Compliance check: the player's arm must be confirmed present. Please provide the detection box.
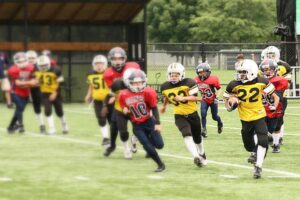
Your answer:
[152,106,161,132]
[84,84,93,103]
[160,96,168,114]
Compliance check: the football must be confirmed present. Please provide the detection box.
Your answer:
[227,96,240,111]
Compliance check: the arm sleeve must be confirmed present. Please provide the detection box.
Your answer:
[151,106,160,125]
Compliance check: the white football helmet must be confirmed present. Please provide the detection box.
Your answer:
[13,52,28,68]
[260,48,267,61]
[167,62,185,84]
[235,59,258,83]
[123,68,147,93]
[26,50,38,64]
[265,46,280,62]
[36,55,51,72]
[92,55,107,73]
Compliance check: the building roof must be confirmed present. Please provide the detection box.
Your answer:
[0,0,148,24]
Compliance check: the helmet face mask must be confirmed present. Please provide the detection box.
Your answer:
[14,52,28,68]
[167,63,185,84]
[235,59,258,83]
[123,69,147,93]
[108,47,127,72]
[37,55,51,72]
[196,62,211,81]
[92,55,107,73]
[259,59,278,79]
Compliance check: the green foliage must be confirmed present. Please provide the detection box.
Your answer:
[148,0,277,42]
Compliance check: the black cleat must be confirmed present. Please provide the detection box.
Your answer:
[194,157,204,167]
[272,145,280,153]
[18,125,25,133]
[247,152,257,165]
[40,125,46,134]
[201,128,207,138]
[253,166,262,179]
[218,123,223,134]
[7,125,18,134]
[154,163,165,172]
[102,138,110,146]
[103,146,115,157]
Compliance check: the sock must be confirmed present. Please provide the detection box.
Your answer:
[279,124,284,138]
[195,141,205,155]
[60,116,67,124]
[36,113,45,126]
[100,125,109,139]
[184,136,199,158]
[47,115,55,131]
[272,133,280,145]
[256,145,266,168]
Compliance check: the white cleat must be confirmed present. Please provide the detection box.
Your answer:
[48,128,56,135]
[62,123,69,134]
[124,149,133,160]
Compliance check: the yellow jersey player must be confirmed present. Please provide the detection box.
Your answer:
[223,59,279,179]
[160,62,206,167]
[35,55,68,135]
[85,55,110,147]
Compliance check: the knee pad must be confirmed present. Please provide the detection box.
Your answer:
[120,131,129,142]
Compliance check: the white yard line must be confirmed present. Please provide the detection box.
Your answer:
[1,127,300,178]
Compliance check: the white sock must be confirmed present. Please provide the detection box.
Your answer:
[195,140,205,155]
[100,125,109,139]
[256,145,266,168]
[131,135,138,144]
[60,116,67,124]
[184,136,199,158]
[36,113,44,126]
[272,133,280,145]
[279,124,284,138]
[47,115,55,131]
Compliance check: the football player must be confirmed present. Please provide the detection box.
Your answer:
[7,52,36,133]
[0,52,12,108]
[223,59,279,179]
[264,46,292,145]
[194,62,223,137]
[260,59,288,153]
[26,50,46,134]
[35,55,68,135]
[102,47,140,159]
[119,69,165,172]
[160,62,206,167]
[85,55,110,147]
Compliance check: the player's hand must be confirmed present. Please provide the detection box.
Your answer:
[108,97,115,104]
[174,95,184,102]
[214,98,219,104]
[84,96,92,104]
[123,107,130,115]
[160,106,166,114]
[49,91,57,101]
[155,124,161,133]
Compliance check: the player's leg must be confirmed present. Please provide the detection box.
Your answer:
[279,97,288,144]
[31,87,45,133]
[210,102,223,134]
[94,100,110,146]
[272,116,283,153]
[175,114,203,167]
[200,101,209,137]
[53,92,68,134]
[42,93,55,135]
[116,111,132,159]
[104,108,118,157]
[8,94,27,133]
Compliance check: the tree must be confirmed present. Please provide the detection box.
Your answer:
[147,0,277,43]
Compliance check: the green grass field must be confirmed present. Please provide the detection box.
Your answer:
[0,100,300,200]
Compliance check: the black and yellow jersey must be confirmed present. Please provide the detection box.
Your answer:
[224,77,275,121]
[35,67,62,94]
[277,60,291,77]
[161,78,197,115]
[87,70,109,101]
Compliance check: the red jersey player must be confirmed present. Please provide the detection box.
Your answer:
[119,68,165,172]
[260,59,288,153]
[194,62,223,137]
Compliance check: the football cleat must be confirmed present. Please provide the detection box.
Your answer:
[272,145,280,153]
[62,123,69,134]
[48,128,56,135]
[154,163,166,172]
[247,152,257,165]
[279,137,283,145]
[7,124,18,134]
[253,166,262,179]
[218,123,223,134]
[124,148,133,160]
[103,146,115,157]
[18,125,25,133]
[199,153,207,166]
[102,138,110,146]
[40,125,46,134]
[201,128,207,138]
[194,156,204,167]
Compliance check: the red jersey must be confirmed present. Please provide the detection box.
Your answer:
[194,75,221,104]
[7,64,34,97]
[103,62,140,88]
[119,87,157,124]
[263,76,288,118]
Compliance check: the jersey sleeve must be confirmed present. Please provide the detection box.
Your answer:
[186,78,197,88]
[223,80,237,98]
[145,88,158,108]
[7,66,19,79]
